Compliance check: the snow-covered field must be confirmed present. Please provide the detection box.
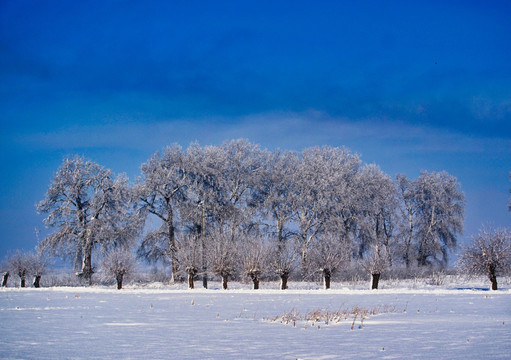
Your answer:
[1,279,510,359]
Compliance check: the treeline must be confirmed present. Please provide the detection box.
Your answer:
[30,139,465,289]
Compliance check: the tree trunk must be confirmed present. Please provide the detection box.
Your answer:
[200,203,208,289]
[371,273,380,290]
[488,268,498,290]
[280,273,288,290]
[116,272,124,290]
[250,273,259,290]
[33,275,42,288]
[187,272,195,289]
[323,269,331,290]
[20,277,26,288]
[81,240,94,285]
[1,272,8,287]
[222,274,228,290]
[167,208,179,283]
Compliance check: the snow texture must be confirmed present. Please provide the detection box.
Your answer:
[1,283,510,359]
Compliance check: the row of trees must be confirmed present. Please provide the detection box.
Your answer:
[32,139,467,289]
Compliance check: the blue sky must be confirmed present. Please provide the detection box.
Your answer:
[1,0,510,260]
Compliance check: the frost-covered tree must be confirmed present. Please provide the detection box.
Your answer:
[27,252,49,288]
[101,248,136,290]
[355,165,398,265]
[7,251,30,287]
[309,233,350,289]
[269,240,299,290]
[1,259,9,287]
[177,234,202,289]
[136,145,189,282]
[37,156,143,284]
[414,171,464,267]
[183,143,222,288]
[395,171,464,268]
[241,235,269,290]
[259,149,298,251]
[360,243,390,290]
[457,227,511,290]
[208,228,239,290]
[395,174,418,268]
[293,146,360,278]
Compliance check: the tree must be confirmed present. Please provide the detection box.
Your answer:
[241,235,269,290]
[355,165,398,265]
[309,233,350,289]
[136,145,189,283]
[177,234,202,289]
[414,171,465,267]
[395,174,418,268]
[395,171,465,268]
[269,240,299,290]
[360,244,391,290]
[259,149,298,252]
[7,251,30,287]
[1,259,9,287]
[208,228,239,290]
[27,252,49,288]
[457,227,511,290]
[293,146,360,279]
[184,142,225,289]
[101,248,136,290]
[37,156,143,285]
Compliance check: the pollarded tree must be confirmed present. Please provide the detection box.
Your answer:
[37,156,143,285]
[457,227,511,290]
[177,233,202,289]
[309,233,351,289]
[27,251,49,288]
[136,145,189,283]
[414,171,465,267]
[184,142,225,289]
[7,250,30,287]
[360,243,390,290]
[269,239,300,290]
[241,235,269,290]
[101,248,136,290]
[208,227,239,290]
[1,259,9,287]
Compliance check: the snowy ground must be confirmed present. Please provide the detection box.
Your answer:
[1,279,510,359]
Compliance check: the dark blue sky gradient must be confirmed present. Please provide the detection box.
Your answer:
[1,1,510,259]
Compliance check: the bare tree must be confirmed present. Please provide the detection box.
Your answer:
[269,240,299,290]
[309,233,351,289]
[177,234,202,289]
[184,142,225,289]
[355,165,398,265]
[28,252,49,288]
[37,156,143,285]
[7,251,30,287]
[457,227,511,290]
[360,243,391,289]
[293,146,360,279]
[414,171,465,267]
[208,228,239,290]
[395,174,418,268]
[101,248,136,290]
[1,259,9,287]
[136,145,189,283]
[241,235,269,290]
[259,149,299,252]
